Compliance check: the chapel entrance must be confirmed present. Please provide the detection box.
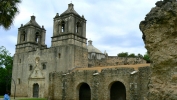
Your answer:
[79,83,91,100]
[33,83,39,98]
[110,81,126,100]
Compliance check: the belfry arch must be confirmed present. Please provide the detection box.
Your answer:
[61,21,65,32]
[77,83,91,100]
[76,22,81,33]
[109,81,126,100]
[35,32,40,43]
[21,31,26,42]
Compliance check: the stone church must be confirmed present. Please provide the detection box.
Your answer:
[11,3,149,100]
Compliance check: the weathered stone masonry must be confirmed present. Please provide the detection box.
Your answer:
[11,3,88,98]
[11,2,149,99]
[140,0,177,99]
[48,66,150,100]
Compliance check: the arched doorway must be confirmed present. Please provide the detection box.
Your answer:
[110,81,126,100]
[79,83,91,100]
[33,83,39,98]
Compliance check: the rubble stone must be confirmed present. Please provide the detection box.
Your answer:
[140,0,177,99]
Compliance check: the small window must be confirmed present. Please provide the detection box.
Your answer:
[19,59,21,63]
[18,78,20,84]
[42,64,46,70]
[58,53,61,58]
[29,65,33,70]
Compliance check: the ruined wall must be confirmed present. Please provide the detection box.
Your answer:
[106,57,146,65]
[140,0,177,99]
[88,57,146,67]
[49,66,150,100]
[138,67,151,100]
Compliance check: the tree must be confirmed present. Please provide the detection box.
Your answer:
[0,0,21,30]
[143,52,150,63]
[117,52,128,57]
[0,46,13,95]
[128,53,136,57]
[137,53,143,58]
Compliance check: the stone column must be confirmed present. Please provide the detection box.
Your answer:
[140,0,177,99]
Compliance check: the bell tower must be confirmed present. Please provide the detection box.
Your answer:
[16,16,47,53]
[52,3,88,71]
[52,3,87,47]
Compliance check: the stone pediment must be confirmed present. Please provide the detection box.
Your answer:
[29,66,44,79]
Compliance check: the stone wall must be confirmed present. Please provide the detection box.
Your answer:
[138,67,151,100]
[74,46,88,68]
[88,56,146,67]
[48,66,150,100]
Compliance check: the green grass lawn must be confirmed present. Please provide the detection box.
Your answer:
[18,98,46,100]
[0,96,47,100]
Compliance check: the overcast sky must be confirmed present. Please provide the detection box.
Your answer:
[0,0,157,56]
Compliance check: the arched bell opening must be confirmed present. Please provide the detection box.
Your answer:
[61,21,65,32]
[20,31,26,42]
[35,32,41,44]
[76,22,81,33]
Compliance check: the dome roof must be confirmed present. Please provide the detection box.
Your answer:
[87,40,102,54]
[60,3,80,17]
[24,16,41,28]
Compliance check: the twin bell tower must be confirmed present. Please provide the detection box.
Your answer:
[15,3,88,72]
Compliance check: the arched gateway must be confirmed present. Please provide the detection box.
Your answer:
[33,83,39,98]
[79,83,91,100]
[110,81,126,100]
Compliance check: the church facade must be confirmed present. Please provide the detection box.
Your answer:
[11,3,149,100]
[12,3,87,97]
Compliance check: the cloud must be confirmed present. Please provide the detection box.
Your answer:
[1,0,158,56]
[0,29,16,55]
